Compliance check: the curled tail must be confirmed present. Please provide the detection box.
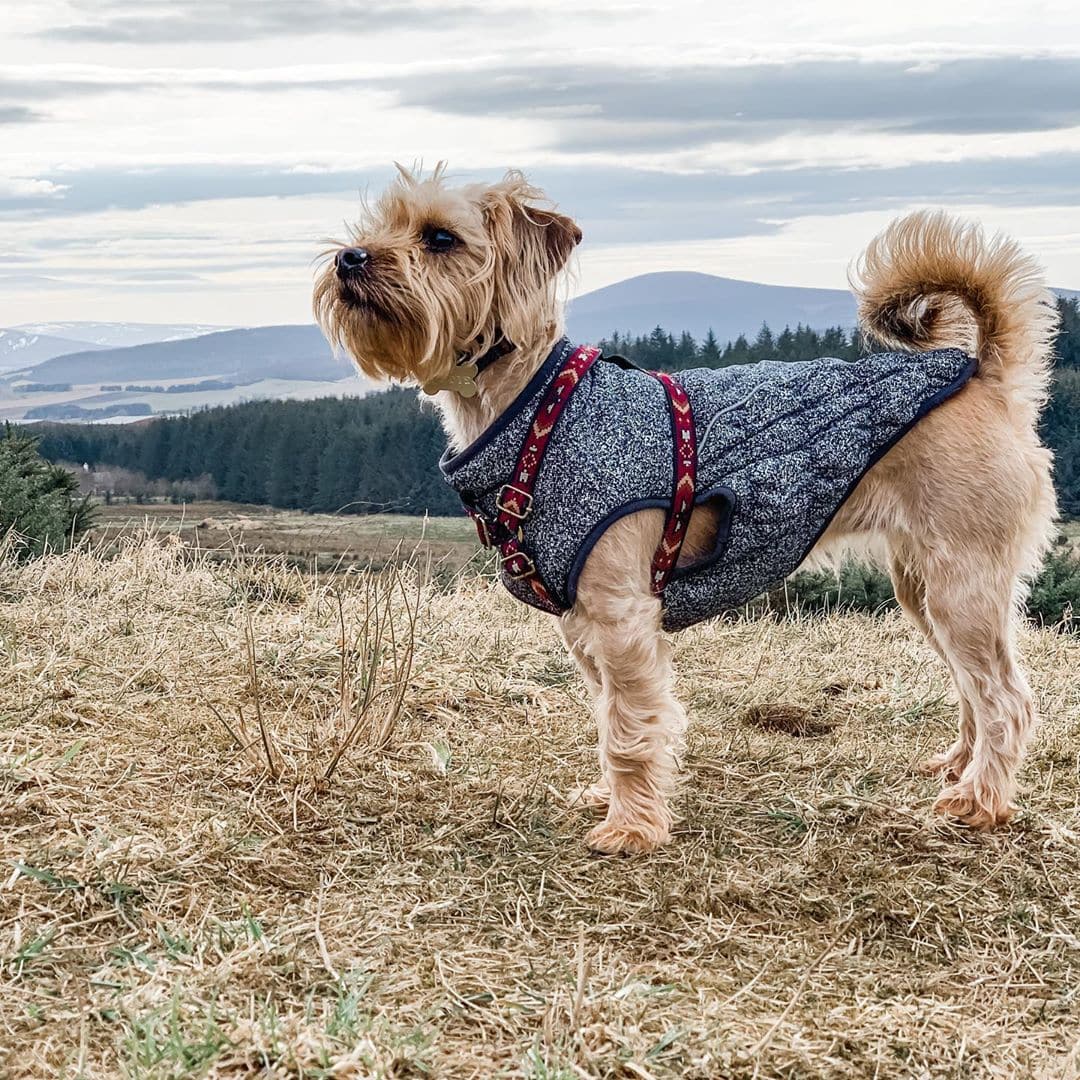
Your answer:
[851,211,1059,421]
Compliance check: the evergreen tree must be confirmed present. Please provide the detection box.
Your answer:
[700,329,721,366]
[1057,297,1080,368]
[644,325,672,369]
[725,334,751,366]
[0,427,94,559]
[674,331,698,369]
[754,324,776,356]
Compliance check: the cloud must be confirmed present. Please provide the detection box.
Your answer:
[0,74,120,101]
[115,269,207,282]
[0,176,67,199]
[6,153,1080,247]
[382,54,1080,151]
[0,105,43,123]
[41,0,504,43]
[0,164,383,215]
[7,52,1079,156]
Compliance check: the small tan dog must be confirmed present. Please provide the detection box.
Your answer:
[315,165,1057,855]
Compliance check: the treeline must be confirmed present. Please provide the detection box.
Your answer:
[30,298,1080,517]
[598,323,860,369]
[34,389,462,516]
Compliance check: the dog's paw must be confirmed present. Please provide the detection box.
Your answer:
[933,783,1015,829]
[918,742,971,782]
[567,780,611,811]
[586,818,669,855]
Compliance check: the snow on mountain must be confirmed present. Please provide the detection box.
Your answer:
[0,329,109,373]
[11,322,235,350]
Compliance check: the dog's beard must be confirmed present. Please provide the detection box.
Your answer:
[336,278,395,321]
[314,257,499,387]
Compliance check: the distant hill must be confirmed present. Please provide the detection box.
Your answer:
[12,321,233,350]
[565,272,858,343]
[564,271,1080,344]
[9,325,352,386]
[0,329,108,373]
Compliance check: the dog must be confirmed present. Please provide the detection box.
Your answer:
[315,164,1058,855]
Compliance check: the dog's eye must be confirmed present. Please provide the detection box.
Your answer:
[422,227,459,253]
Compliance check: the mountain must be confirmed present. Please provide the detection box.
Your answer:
[12,321,233,350]
[0,329,109,373]
[8,325,351,386]
[564,272,1078,345]
[565,272,859,344]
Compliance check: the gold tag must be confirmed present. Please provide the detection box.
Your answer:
[421,361,479,398]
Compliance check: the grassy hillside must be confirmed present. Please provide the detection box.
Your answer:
[2,538,1080,1077]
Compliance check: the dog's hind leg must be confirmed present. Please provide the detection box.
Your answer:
[918,551,1038,828]
[888,547,975,781]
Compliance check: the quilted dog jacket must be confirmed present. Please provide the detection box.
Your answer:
[440,337,977,631]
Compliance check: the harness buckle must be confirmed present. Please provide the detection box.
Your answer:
[496,484,534,521]
[501,550,537,580]
[471,513,493,548]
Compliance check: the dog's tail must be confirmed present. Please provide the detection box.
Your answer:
[851,210,1059,421]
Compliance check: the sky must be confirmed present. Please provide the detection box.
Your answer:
[3,1,1080,327]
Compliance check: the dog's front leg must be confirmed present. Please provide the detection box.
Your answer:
[558,622,613,810]
[561,528,687,853]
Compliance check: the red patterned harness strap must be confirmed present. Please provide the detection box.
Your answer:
[486,345,602,613]
[650,371,697,596]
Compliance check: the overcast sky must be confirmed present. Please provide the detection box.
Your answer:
[4,1,1080,327]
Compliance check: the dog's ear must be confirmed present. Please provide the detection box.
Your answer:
[526,206,583,274]
[482,178,581,272]
[480,174,581,344]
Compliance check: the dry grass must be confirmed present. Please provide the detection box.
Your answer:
[2,536,1080,1078]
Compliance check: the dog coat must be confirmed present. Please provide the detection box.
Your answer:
[440,337,977,631]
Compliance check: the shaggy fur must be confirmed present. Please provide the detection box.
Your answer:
[315,167,1058,855]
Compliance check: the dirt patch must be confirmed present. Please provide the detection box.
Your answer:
[742,702,836,737]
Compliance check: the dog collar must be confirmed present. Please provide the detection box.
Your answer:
[421,336,515,398]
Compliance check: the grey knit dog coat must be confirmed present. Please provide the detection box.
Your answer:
[440,338,977,631]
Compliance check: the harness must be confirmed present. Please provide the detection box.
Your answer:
[462,345,698,612]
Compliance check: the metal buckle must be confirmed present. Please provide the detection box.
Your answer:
[496,484,534,521]
[501,551,536,580]
[471,513,493,547]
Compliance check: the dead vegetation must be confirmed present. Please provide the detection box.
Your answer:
[2,534,1080,1078]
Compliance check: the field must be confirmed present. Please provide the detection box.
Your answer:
[0,376,372,425]
[89,501,482,574]
[3,523,1080,1078]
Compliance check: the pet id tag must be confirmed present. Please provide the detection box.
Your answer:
[422,361,479,398]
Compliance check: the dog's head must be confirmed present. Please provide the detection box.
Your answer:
[314,164,581,388]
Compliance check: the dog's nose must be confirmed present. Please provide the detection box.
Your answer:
[335,247,370,278]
